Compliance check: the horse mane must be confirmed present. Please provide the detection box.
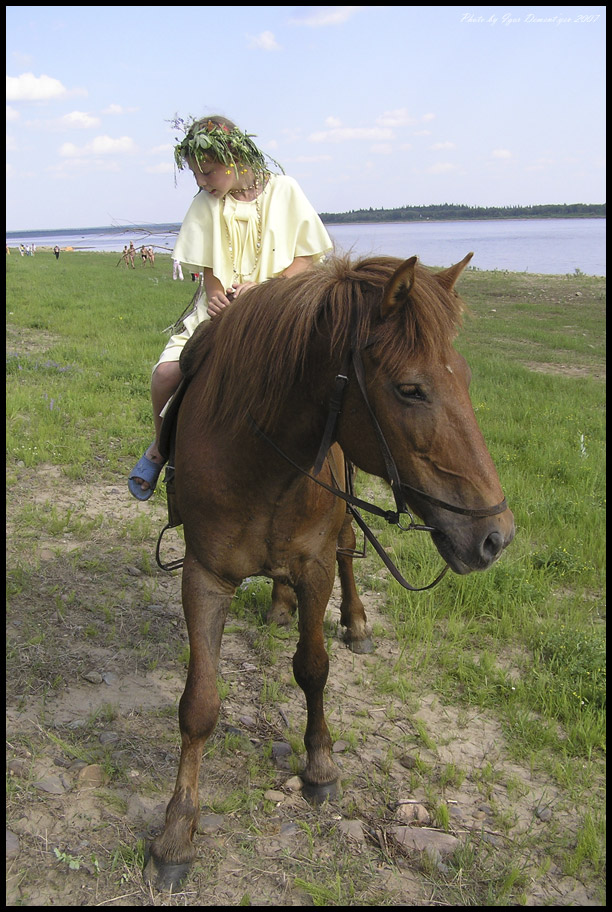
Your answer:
[180,254,465,436]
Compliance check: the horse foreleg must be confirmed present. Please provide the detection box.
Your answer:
[337,513,374,654]
[292,571,340,803]
[144,553,233,891]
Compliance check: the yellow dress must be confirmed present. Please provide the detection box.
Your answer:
[157,175,333,366]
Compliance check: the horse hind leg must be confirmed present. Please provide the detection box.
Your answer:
[337,512,374,654]
[144,553,233,892]
[266,579,297,627]
[292,570,340,803]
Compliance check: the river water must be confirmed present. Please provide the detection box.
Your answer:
[6,217,605,276]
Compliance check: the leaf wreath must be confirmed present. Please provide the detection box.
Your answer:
[171,115,284,178]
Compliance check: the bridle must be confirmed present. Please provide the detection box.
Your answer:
[249,325,507,592]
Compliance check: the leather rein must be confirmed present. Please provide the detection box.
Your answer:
[249,330,507,593]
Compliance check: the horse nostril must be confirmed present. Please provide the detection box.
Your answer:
[482,530,504,562]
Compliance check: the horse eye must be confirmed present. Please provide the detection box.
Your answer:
[396,383,425,401]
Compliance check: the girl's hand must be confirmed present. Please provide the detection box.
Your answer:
[207,289,234,317]
[229,281,257,298]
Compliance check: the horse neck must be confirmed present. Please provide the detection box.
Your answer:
[267,336,346,471]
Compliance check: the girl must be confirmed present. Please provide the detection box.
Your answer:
[129,115,333,499]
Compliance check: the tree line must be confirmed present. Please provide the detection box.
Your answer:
[319,202,605,224]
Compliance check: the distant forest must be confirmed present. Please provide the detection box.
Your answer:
[319,202,605,224]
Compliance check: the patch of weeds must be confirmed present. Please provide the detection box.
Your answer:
[561,809,606,879]
[531,623,605,710]
[109,840,146,884]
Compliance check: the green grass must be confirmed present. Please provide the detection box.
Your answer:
[6,251,196,477]
[347,267,606,767]
[6,251,606,903]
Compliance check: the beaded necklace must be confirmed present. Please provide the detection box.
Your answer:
[223,186,264,284]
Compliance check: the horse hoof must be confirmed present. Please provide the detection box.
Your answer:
[346,635,375,654]
[143,854,192,892]
[302,779,339,804]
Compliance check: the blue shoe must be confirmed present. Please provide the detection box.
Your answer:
[128,450,165,501]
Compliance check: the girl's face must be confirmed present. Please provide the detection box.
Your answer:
[188,156,237,199]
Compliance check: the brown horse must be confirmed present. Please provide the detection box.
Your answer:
[144,253,515,889]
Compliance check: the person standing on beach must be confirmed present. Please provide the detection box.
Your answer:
[128,113,332,499]
[54,245,60,260]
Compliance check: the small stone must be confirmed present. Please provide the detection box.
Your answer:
[82,671,103,684]
[536,805,553,821]
[127,566,142,576]
[389,825,459,857]
[264,789,286,804]
[76,764,108,788]
[99,731,119,745]
[198,813,224,834]
[283,776,303,792]
[239,715,257,730]
[8,759,29,778]
[396,802,431,825]
[101,672,117,685]
[337,819,365,843]
[34,775,65,795]
[398,754,417,770]
[271,741,292,759]
[6,830,20,860]
[332,740,348,753]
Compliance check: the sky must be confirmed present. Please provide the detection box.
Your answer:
[6,5,606,231]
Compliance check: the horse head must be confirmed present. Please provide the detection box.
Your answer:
[336,253,515,574]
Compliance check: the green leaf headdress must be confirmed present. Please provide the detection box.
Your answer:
[171,115,283,179]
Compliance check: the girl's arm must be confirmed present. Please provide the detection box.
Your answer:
[205,268,234,318]
[207,255,316,318]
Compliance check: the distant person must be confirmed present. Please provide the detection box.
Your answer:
[128,241,136,269]
[53,245,60,260]
[128,113,332,499]
[172,258,183,281]
[121,245,129,268]
[148,246,155,267]
[141,245,148,265]
[6,245,10,256]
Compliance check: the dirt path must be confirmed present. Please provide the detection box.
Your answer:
[6,469,603,906]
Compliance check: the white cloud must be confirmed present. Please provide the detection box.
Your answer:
[291,154,333,163]
[247,30,280,50]
[370,143,393,155]
[290,6,361,27]
[309,126,394,143]
[492,149,512,159]
[421,113,436,122]
[377,108,416,128]
[6,105,20,121]
[150,143,173,155]
[427,162,460,174]
[430,141,456,151]
[60,111,100,129]
[325,116,343,128]
[59,135,137,157]
[145,162,173,174]
[6,72,68,101]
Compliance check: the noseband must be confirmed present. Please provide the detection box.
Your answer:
[250,329,507,592]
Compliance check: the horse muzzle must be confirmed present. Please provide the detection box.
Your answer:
[429,510,515,574]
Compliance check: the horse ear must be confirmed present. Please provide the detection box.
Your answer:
[434,252,474,291]
[380,256,418,318]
